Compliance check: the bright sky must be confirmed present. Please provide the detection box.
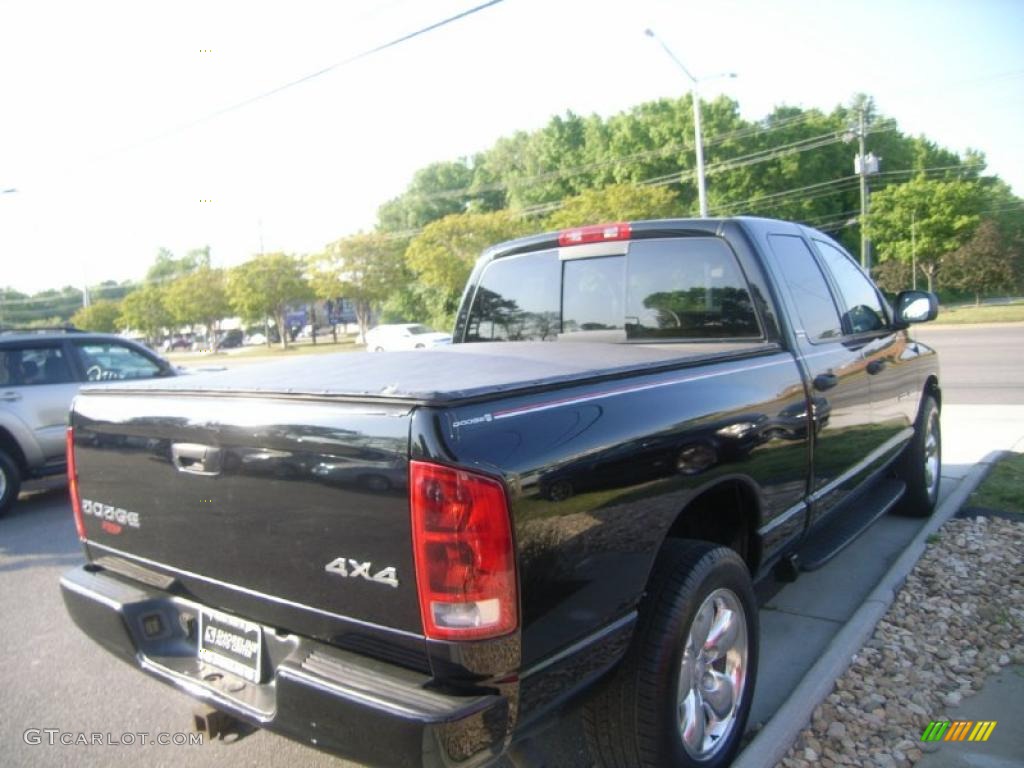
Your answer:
[1,0,1021,294]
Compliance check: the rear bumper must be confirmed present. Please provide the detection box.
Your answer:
[60,565,510,768]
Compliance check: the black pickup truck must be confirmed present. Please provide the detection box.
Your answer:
[61,217,940,768]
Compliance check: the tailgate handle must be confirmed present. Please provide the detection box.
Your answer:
[171,443,223,476]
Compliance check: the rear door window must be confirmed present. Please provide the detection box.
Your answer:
[768,234,843,342]
[0,345,75,386]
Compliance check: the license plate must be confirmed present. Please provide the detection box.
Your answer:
[197,607,263,683]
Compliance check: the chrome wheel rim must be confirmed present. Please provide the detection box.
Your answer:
[677,588,748,760]
[924,411,940,503]
[0,467,6,499]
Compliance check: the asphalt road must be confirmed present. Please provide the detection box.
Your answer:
[0,323,1019,767]
[914,324,1024,404]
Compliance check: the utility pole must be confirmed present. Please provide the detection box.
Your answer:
[911,211,917,290]
[852,106,879,272]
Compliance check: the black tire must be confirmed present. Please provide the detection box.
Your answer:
[0,449,22,517]
[584,540,758,768]
[893,395,941,517]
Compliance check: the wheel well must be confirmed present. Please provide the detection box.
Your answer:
[925,375,941,411]
[664,480,761,574]
[0,427,28,472]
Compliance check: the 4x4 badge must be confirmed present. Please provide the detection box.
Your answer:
[324,557,399,588]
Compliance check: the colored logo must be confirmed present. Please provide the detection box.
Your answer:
[921,721,997,742]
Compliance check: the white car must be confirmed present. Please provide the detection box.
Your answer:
[363,324,452,352]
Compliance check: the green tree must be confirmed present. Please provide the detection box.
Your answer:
[146,247,211,282]
[71,300,122,333]
[377,162,475,232]
[545,183,681,229]
[941,219,1023,304]
[119,284,171,344]
[870,258,915,296]
[864,177,988,292]
[164,267,230,351]
[226,253,310,349]
[309,233,407,340]
[405,211,532,329]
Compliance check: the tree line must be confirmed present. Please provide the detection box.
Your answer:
[4,92,1021,339]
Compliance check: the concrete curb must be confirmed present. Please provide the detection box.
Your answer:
[733,451,1006,768]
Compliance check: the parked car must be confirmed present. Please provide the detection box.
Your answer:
[244,327,281,346]
[62,218,940,768]
[218,329,244,349]
[0,327,175,515]
[162,335,193,352]
[363,323,452,352]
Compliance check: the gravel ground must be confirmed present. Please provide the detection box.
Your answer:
[777,515,1024,768]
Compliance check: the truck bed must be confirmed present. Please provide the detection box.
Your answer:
[91,340,781,404]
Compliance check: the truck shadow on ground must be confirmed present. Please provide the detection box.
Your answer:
[0,484,84,573]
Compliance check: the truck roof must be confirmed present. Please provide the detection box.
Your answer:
[85,340,780,406]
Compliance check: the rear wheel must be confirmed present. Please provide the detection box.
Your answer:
[584,541,757,768]
[894,395,940,517]
[0,449,21,516]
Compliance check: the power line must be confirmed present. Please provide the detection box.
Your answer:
[51,0,507,169]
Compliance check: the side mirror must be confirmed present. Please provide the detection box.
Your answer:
[894,290,938,328]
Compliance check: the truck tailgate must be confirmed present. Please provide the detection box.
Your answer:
[70,391,425,662]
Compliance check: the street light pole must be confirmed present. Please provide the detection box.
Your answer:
[691,83,708,218]
[858,108,868,271]
[645,29,734,219]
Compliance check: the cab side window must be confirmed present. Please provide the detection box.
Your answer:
[72,342,162,381]
[813,239,887,334]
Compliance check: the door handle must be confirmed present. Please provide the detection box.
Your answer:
[813,373,839,392]
[171,443,223,476]
[866,359,887,375]
[0,391,22,402]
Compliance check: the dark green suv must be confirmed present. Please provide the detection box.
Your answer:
[0,328,175,515]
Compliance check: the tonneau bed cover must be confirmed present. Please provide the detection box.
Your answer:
[90,340,781,405]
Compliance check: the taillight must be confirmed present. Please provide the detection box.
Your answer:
[558,221,631,246]
[66,426,86,540]
[409,461,517,640]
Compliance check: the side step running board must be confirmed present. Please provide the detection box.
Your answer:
[797,479,906,571]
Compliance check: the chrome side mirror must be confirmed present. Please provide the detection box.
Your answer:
[894,290,939,327]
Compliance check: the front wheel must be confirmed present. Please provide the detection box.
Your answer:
[0,449,22,516]
[893,395,941,517]
[584,541,757,768]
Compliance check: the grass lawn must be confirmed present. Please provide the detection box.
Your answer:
[934,301,1024,325]
[166,337,366,368]
[969,452,1024,514]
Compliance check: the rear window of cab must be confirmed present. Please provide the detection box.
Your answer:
[463,237,761,342]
